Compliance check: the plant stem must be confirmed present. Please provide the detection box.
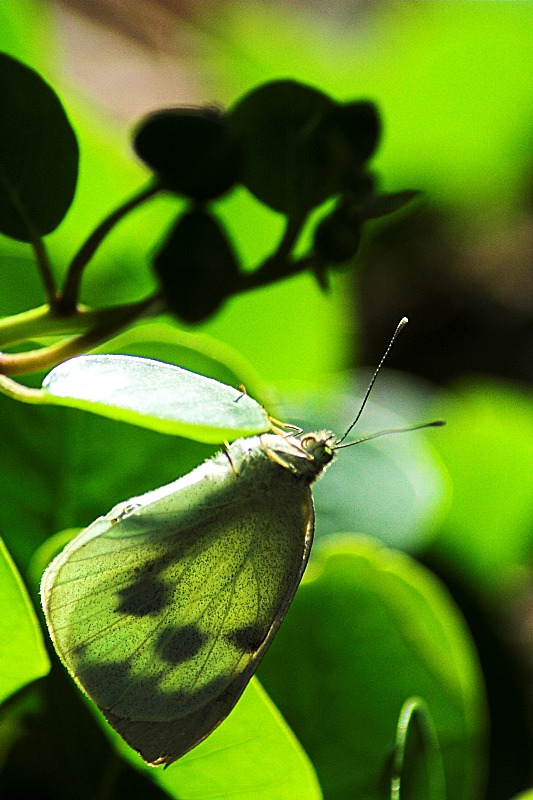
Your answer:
[270,212,307,263]
[0,295,162,376]
[237,253,317,293]
[31,234,57,305]
[58,180,161,313]
[0,373,45,403]
[0,299,165,348]
[0,304,53,347]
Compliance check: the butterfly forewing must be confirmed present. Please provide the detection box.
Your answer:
[41,435,317,765]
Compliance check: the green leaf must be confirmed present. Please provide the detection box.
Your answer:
[0,51,78,241]
[96,319,269,400]
[0,538,49,705]
[321,100,380,165]
[133,107,239,201]
[154,210,240,322]
[391,698,446,800]
[258,537,487,800]
[432,381,533,595]
[41,354,271,443]
[117,679,322,799]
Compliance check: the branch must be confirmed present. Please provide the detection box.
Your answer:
[31,235,57,306]
[0,295,163,376]
[58,180,162,313]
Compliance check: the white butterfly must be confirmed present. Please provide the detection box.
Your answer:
[41,429,336,766]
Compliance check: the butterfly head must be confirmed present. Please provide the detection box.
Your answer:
[260,430,336,482]
[300,430,337,469]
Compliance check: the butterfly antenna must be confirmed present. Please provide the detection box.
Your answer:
[335,419,445,450]
[335,316,409,446]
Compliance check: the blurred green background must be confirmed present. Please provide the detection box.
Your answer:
[0,2,532,799]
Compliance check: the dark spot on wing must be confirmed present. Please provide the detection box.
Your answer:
[160,673,231,715]
[157,624,208,665]
[227,624,266,653]
[115,575,172,617]
[115,670,232,716]
[78,659,131,705]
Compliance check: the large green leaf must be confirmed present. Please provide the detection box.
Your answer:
[431,380,533,595]
[118,679,322,799]
[41,354,271,443]
[0,539,49,705]
[0,51,78,241]
[258,537,487,800]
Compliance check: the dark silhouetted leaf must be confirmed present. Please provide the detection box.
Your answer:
[228,81,381,216]
[154,210,240,322]
[321,100,381,169]
[0,52,78,242]
[227,80,334,215]
[313,206,362,264]
[360,190,421,220]
[133,107,240,201]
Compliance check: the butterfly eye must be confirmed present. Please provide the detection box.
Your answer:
[300,434,334,465]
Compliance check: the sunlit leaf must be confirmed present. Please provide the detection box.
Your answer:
[41,354,271,443]
[121,680,322,799]
[0,539,49,704]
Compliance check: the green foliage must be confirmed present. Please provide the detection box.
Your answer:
[258,538,485,800]
[150,680,322,799]
[1,4,532,798]
[431,382,533,595]
[0,539,49,704]
[0,53,403,357]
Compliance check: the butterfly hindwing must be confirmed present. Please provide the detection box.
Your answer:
[41,436,316,765]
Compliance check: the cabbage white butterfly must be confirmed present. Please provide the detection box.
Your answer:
[40,318,443,766]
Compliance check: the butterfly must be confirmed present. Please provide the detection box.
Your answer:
[40,318,443,766]
[40,427,337,766]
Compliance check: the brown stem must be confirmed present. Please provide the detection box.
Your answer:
[31,235,57,306]
[58,180,161,313]
[0,295,162,376]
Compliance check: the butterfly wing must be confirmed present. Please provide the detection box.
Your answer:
[41,441,314,765]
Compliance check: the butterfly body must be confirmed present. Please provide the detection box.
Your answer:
[41,430,336,765]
